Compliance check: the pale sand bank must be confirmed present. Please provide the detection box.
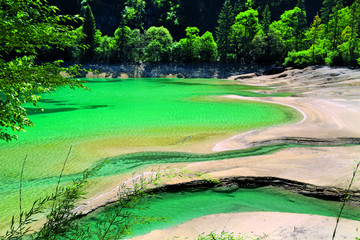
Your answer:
[131,212,360,240]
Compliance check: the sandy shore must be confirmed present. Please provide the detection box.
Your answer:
[209,66,360,190]
[75,66,360,239]
[131,212,360,240]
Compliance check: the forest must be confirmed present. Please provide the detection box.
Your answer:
[35,0,360,67]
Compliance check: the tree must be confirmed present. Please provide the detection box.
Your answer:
[326,2,360,65]
[216,0,235,62]
[294,0,308,50]
[261,4,271,35]
[174,27,201,63]
[95,35,116,63]
[113,25,132,62]
[233,9,260,40]
[128,29,146,63]
[307,14,324,64]
[252,29,284,64]
[297,0,306,11]
[199,31,218,62]
[320,0,336,32]
[122,0,146,30]
[349,0,360,64]
[81,4,97,62]
[145,26,173,62]
[270,7,307,52]
[328,0,345,51]
[329,0,344,50]
[233,0,247,15]
[0,0,85,141]
[231,8,260,62]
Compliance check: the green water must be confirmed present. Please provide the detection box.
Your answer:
[0,78,301,232]
[83,187,360,238]
[0,78,298,180]
[0,143,328,194]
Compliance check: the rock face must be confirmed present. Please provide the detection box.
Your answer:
[150,177,360,204]
[80,63,269,79]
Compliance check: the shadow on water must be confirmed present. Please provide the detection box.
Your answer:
[26,107,78,115]
[82,105,109,109]
[26,105,109,115]
[85,79,125,83]
[39,99,69,104]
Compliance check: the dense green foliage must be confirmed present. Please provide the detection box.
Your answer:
[0,0,86,141]
[37,0,359,67]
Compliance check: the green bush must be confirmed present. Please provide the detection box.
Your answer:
[284,44,327,68]
[325,50,345,66]
[284,50,312,68]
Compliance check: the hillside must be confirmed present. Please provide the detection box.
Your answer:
[50,0,353,38]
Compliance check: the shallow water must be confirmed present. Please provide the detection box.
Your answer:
[0,78,298,180]
[0,78,300,231]
[82,186,360,238]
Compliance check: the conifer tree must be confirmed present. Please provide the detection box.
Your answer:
[349,0,360,64]
[114,25,132,62]
[297,0,306,11]
[81,4,96,62]
[216,0,235,62]
[262,4,271,35]
[308,14,323,64]
[233,0,246,15]
[329,0,344,50]
[320,0,336,32]
[294,0,307,50]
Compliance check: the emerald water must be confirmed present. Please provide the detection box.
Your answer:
[83,187,360,238]
[0,78,302,232]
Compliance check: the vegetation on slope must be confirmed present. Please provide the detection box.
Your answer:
[34,0,360,67]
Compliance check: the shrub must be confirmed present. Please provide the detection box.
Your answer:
[284,50,312,68]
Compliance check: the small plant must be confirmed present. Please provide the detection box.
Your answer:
[1,147,108,240]
[197,231,260,240]
[1,149,199,240]
[332,161,360,240]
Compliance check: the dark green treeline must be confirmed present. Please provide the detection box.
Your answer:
[46,0,360,67]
